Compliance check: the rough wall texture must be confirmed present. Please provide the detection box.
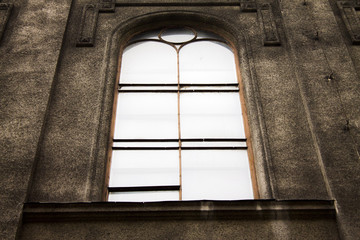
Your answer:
[0,1,72,239]
[0,0,359,239]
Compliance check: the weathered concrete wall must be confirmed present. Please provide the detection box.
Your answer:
[0,0,72,239]
[1,0,360,239]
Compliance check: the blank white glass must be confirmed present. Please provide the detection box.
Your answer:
[114,93,178,139]
[108,191,179,202]
[113,141,179,148]
[181,150,253,200]
[129,30,159,42]
[120,42,177,84]
[196,30,224,40]
[181,141,247,148]
[179,41,237,84]
[109,150,179,187]
[179,85,239,91]
[119,86,178,91]
[180,92,246,138]
[160,28,196,43]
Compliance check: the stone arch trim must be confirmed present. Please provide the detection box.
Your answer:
[89,10,276,201]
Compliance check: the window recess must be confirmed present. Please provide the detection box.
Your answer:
[108,27,255,202]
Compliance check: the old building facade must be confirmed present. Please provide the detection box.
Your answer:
[1,0,360,239]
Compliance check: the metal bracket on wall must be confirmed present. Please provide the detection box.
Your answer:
[337,1,360,45]
[240,0,257,12]
[258,3,280,46]
[0,3,13,44]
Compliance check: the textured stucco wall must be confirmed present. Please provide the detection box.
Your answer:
[1,0,360,239]
[0,1,72,239]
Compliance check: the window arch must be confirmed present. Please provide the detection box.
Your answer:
[107,27,256,201]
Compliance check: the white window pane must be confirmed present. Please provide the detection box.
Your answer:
[120,42,177,84]
[114,93,178,139]
[196,30,224,40]
[161,28,195,43]
[119,86,178,91]
[179,85,239,91]
[181,150,253,200]
[180,93,246,138]
[129,30,159,42]
[108,191,179,202]
[109,150,179,187]
[113,141,179,148]
[181,141,247,148]
[179,41,237,84]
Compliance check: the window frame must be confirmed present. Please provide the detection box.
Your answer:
[104,26,260,201]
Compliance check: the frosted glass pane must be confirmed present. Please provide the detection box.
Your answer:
[129,30,159,42]
[108,191,179,202]
[196,30,224,40]
[161,28,195,43]
[114,93,178,139]
[119,86,178,91]
[180,85,239,91]
[181,141,247,148]
[179,41,237,84]
[120,42,177,84]
[113,141,179,148]
[109,150,179,187]
[181,150,253,200]
[180,93,246,138]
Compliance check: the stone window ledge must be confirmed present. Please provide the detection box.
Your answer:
[23,200,336,222]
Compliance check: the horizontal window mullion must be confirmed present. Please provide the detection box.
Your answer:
[181,147,247,150]
[118,90,240,93]
[180,89,239,92]
[181,138,247,142]
[112,147,248,150]
[119,84,178,87]
[118,90,179,93]
[113,139,180,142]
[119,83,238,86]
[108,185,180,192]
[112,147,179,150]
[113,138,247,142]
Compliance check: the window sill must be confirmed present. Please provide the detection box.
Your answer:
[23,200,336,222]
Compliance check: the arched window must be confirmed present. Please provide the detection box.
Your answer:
[108,27,256,201]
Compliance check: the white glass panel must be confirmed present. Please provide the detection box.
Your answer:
[119,86,178,91]
[109,150,179,187]
[196,30,224,40]
[180,85,239,91]
[181,150,253,200]
[181,141,247,148]
[161,28,195,43]
[108,191,179,202]
[129,30,160,42]
[179,41,237,84]
[114,93,178,139]
[113,141,179,148]
[180,93,246,138]
[120,42,177,84]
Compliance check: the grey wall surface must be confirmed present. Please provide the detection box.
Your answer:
[1,0,359,239]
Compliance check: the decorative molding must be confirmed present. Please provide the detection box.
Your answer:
[240,0,257,12]
[99,0,116,13]
[338,1,360,45]
[258,3,280,46]
[0,3,13,44]
[76,4,99,47]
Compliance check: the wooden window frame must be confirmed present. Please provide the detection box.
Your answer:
[105,26,259,201]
